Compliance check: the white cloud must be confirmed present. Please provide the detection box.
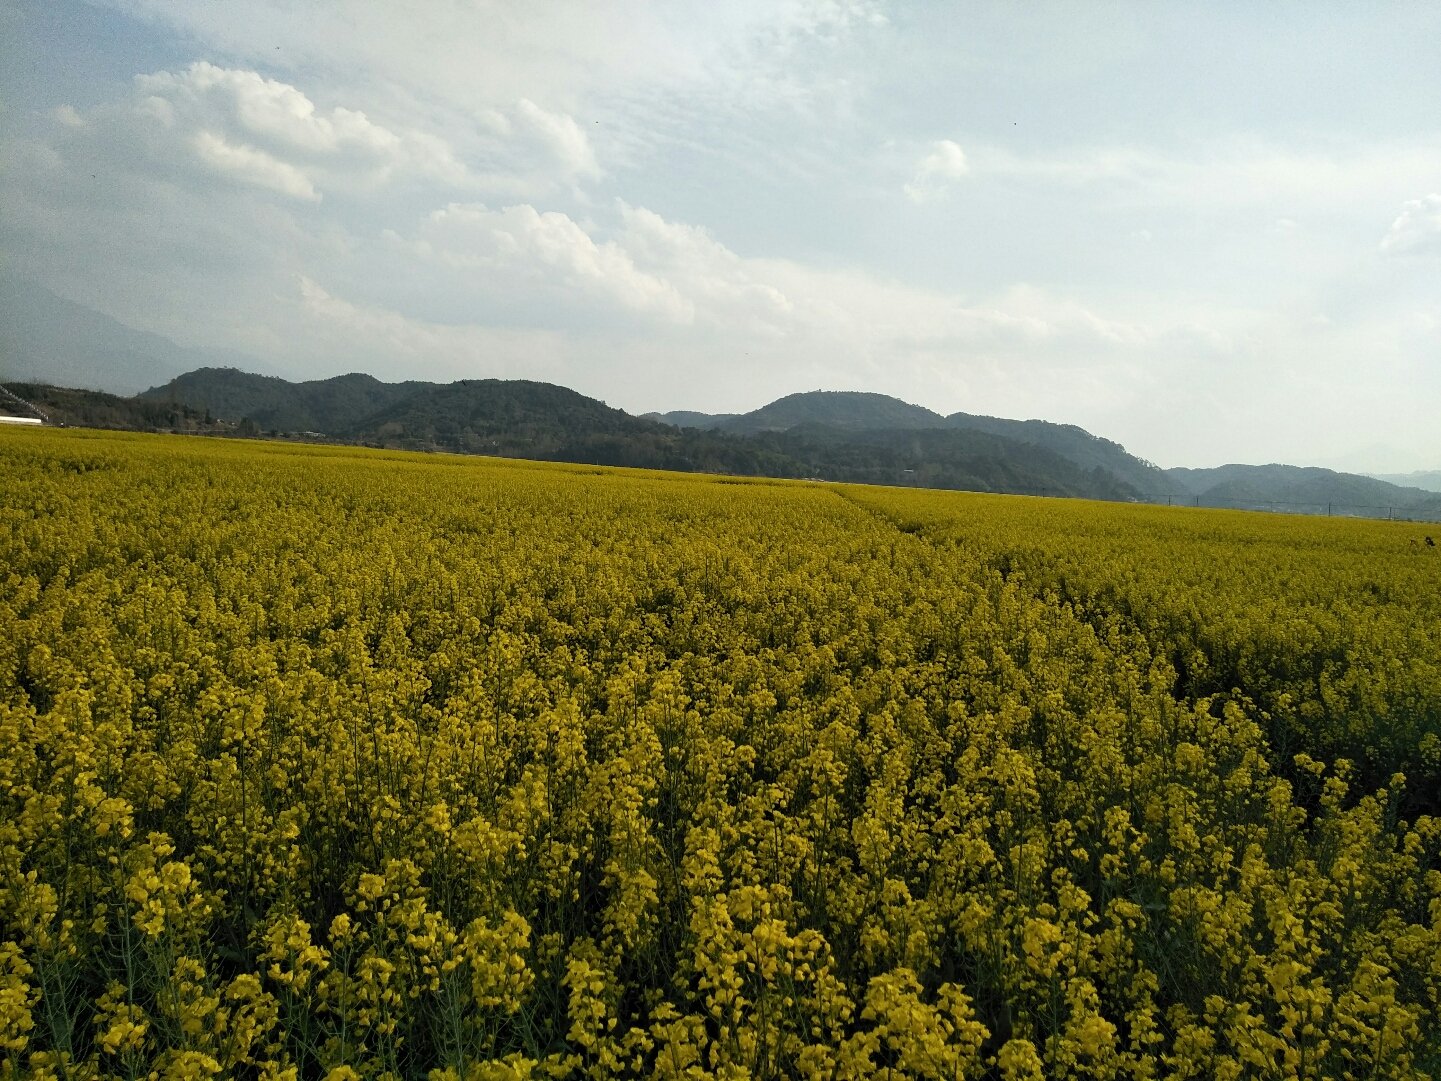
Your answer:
[616,203,793,328]
[298,275,428,354]
[415,203,694,323]
[191,129,319,201]
[139,63,391,156]
[65,61,615,205]
[130,62,467,194]
[389,200,802,332]
[514,99,600,179]
[5,62,474,217]
[1380,193,1441,255]
[904,139,969,203]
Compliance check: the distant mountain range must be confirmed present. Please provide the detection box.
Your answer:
[2,368,1435,520]
[1168,465,1439,513]
[123,372,1137,499]
[1367,470,1441,494]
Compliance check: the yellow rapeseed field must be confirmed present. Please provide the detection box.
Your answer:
[2,427,1438,1079]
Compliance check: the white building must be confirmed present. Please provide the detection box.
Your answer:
[0,415,44,425]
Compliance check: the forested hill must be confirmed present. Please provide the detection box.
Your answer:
[720,390,949,433]
[129,369,1151,500]
[143,369,679,454]
[1,382,225,432]
[944,412,1173,498]
[141,368,427,433]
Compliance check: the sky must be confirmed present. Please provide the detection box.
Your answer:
[1,1,1438,471]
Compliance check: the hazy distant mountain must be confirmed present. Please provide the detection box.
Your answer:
[645,410,738,429]
[1367,470,1441,493]
[0,273,274,396]
[1166,464,1439,514]
[722,390,947,433]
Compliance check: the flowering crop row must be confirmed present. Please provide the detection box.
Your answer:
[1,429,1438,1079]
